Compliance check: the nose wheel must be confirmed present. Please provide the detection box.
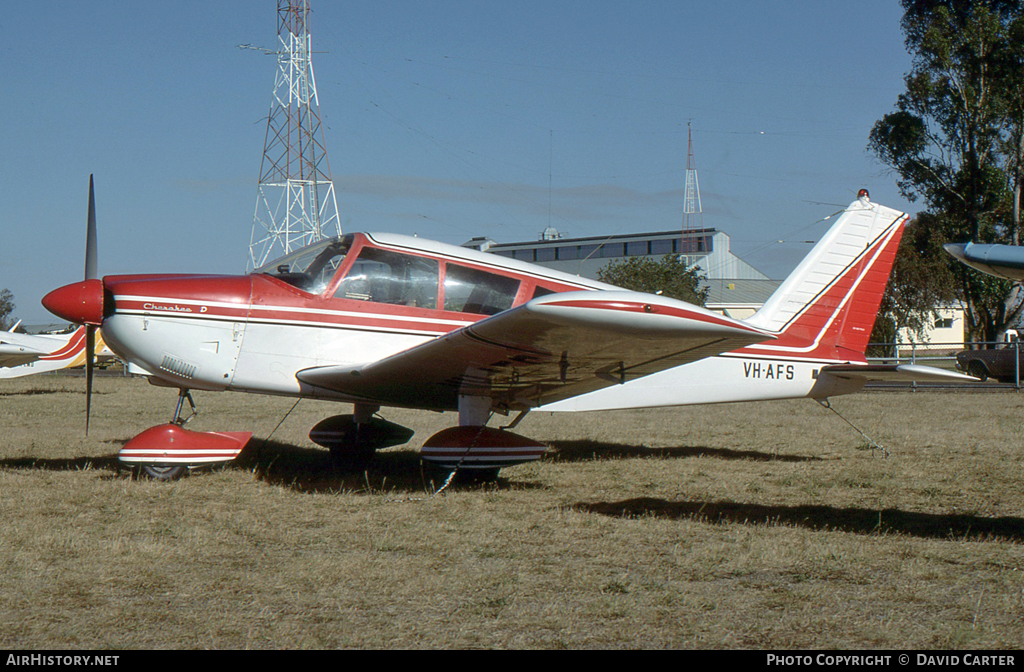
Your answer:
[123,388,251,481]
[134,389,196,480]
[139,463,188,481]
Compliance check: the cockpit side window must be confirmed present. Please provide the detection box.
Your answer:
[333,247,439,309]
[255,235,353,295]
[444,264,520,315]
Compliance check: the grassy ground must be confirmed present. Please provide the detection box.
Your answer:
[0,373,1022,649]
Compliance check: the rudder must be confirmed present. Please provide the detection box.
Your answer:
[743,196,907,362]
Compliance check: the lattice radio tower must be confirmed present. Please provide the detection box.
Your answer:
[681,122,704,256]
[248,0,341,270]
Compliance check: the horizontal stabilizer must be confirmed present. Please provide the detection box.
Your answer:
[820,363,977,383]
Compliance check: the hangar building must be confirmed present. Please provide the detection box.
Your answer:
[463,227,780,319]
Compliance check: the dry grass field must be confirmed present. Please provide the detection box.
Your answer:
[1,372,1022,649]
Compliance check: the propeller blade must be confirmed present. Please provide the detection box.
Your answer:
[85,325,95,435]
[84,175,98,434]
[85,175,97,281]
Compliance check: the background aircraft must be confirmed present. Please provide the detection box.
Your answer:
[0,324,114,379]
[42,183,971,481]
[944,242,1024,281]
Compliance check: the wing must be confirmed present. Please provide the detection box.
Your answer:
[0,345,49,368]
[820,363,977,383]
[0,327,88,370]
[0,331,56,368]
[297,290,776,412]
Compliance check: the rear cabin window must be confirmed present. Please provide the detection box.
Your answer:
[532,285,561,300]
[444,264,520,315]
[332,247,439,309]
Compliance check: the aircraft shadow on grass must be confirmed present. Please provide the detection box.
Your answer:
[0,438,532,494]
[0,436,831,493]
[0,387,110,397]
[572,497,1024,543]
[4,444,1022,540]
[224,437,817,491]
[232,438,523,494]
[545,439,822,464]
[0,454,123,472]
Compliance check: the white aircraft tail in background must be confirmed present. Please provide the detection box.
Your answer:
[546,194,974,412]
[0,325,114,379]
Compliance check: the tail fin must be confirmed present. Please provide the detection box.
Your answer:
[743,196,907,362]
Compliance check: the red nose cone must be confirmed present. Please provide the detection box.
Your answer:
[42,279,105,326]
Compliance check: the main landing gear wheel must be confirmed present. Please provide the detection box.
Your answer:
[424,463,502,485]
[454,467,501,484]
[328,445,377,471]
[420,426,548,487]
[310,413,415,472]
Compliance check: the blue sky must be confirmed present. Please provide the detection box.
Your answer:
[1,0,914,325]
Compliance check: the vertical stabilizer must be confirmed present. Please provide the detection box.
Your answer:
[744,197,907,361]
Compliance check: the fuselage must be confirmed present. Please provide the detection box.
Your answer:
[79,230,864,411]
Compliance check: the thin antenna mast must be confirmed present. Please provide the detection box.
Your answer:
[681,122,704,256]
[248,0,341,270]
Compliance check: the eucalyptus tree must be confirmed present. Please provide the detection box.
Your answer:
[0,289,14,331]
[870,0,1024,341]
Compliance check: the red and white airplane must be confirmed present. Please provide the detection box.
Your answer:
[0,323,114,379]
[41,181,971,480]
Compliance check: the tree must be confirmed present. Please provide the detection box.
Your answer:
[869,214,960,352]
[596,253,709,306]
[0,289,14,331]
[869,0,1024,342]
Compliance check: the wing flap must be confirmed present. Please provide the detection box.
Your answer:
[297,290,775,411]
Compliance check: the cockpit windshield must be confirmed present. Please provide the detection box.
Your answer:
[254,235,354,294]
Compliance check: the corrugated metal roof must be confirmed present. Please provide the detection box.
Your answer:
[702,279,782,307]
